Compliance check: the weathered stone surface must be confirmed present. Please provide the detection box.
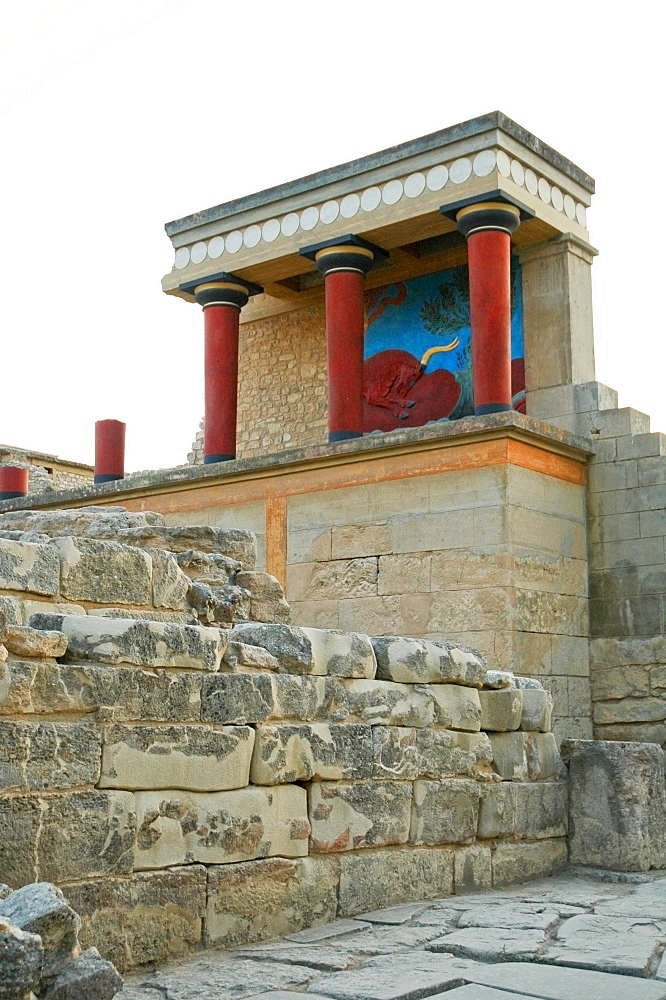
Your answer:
[87,608,197,625]
[205,856,339,949]
[427,684,481,731]
[491,838,568,885]
[232,942,351,970]
[0,721,100,790]
[147,549,190,611]
[62,867,206,973]
[329,679,435,727]
[235,572,291,624]
[337,847,454,917]
[0,659,202,722]
[416,730,485,779]
[100,725,254,791]
[513,782,568,840]
[307,952,468,1000]
[41,947,123,1000]
[201,672,274,724]
[547,912,664,977]
[110,526,256,568]
[410,779,479,846]
[520,688,553,732]
[251,725,372,784]
[0,596,23,624]
[478,689,523,732]
[187,581,251,626]
[453,844,493,893]
[3,624,67,659]
[0,791,135,885]
[30,615,226,672]
[0,918,43,998]
[224,641,280,673]
[0,507,163,538]
[176,548,241,583]
[458,902,560,931]
[272,675,333,722]
[134,784,308,868]
[308,781,411,852]
[285,919,370,944]
[51,537,152,605]
[144,958,314,998]
[562,739,666,871]
[2,882,80,983]
[429,925,547,961]
[477,782,515,839]
[526,733,566,781]
[0,537,59,595]
[466,961,666,1000]
[483,670,515,689]
[489,733,564,781]
[371,637,486,686]
[372,727,418,780]
[22,601,86,621]
[232,625,376,678]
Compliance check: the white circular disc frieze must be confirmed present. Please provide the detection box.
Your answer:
[207,236,225,259]
[320,200,339,224]
[510,160,525,187]
[576,203,587,227]
[525,168,538,195]
[537,177,551,204]
[299,206,319,231]
[281,213,299,236]
[243,225,261,248]
[473,149,496,177]
[174,247,190,269]
[190,242,207,264]
[382,179,403,204]
[496,150,511,177]
[225,230,243,253]
[563,194,576,219]
[262,219,281,242]
[449,158,472,184]
[340,193,361,218]
[361,187,381,211]
[551,186,564,212]
[426,164,448,191]
[404,172,426,198]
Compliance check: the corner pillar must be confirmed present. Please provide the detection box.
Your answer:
[300,236,388,442]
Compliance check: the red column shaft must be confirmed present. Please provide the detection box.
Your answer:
[204,303,240,460]
[95,420,125,480]
[324,270,365,439]
[0,466,29,497]
[467,229,513,412]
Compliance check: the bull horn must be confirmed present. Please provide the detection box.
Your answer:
[420,337,460,368]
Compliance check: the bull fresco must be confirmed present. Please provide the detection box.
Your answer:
[362,259,525,431]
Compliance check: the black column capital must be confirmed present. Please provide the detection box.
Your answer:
[179,272,263,309]
[439,191,534,238]
[300,234,388,277]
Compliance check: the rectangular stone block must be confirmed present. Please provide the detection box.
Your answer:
[427,684,481,731]
[489,732,564,781]
[417,729,487,779]
[0,538,59,595]
[271,674,333,721]
[287,558,377,601]
[61,866,206,972]
[372,727,418,780]
[513,781,568,840]
[594,697,666,725]
[250,724,373,784]
[378,553,432,596]
[477,781,515,839]
[520,688,553,732]
[410,778,479,846]
[332,524,392,560]
[205,856,339,949]
[3,623,68,659]
[330,679,435,727]
[231,624,376,677]
[100,724,254,790]
[30,614,227,671]
[0,790,135,885]
[201,671,275,724]
[372,637,486,686]
[337,846,454,917]
[466,962,666,1000]
[0,595,23,624]
[431,549,513,591]
[453,844,493,893]
[148,548,191,610]
[51,537,152,604]
[0,721,100,790]
[111,524,256,568]
[479,689,523,732]
[134,784,308,868]
[491,838,568,885]
[308,780,411,852]
[562,739,666,871]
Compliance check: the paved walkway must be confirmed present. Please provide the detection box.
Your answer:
[119,870,666,1000]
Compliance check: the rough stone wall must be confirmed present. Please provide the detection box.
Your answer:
[0,458,91,496]
[0,507,567,973]
[189,305,328,464]
[528,382,666,745]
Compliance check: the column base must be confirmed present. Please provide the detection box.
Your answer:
[474,404,513,415]
[329,431,363,443]
[0,491,27,500]
[94,474,124,484]
[204,453,235,464]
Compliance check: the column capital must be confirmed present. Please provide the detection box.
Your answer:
[179,272,263,309]
[440,191,534,238]
[299,234,388,276]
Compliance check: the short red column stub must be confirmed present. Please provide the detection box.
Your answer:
[95,419,125,482]
[0,465,29,498]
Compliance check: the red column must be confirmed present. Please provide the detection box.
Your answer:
[453,200,522,415]
[467,229,513,413]
[0,466,29,500]
[203,303,240,462]
[324,269,365,441]
[94,419,125,483]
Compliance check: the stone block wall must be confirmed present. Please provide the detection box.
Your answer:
[0,507,567,973]
[528,382,666,745]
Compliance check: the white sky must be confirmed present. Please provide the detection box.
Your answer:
[1,0,663,472]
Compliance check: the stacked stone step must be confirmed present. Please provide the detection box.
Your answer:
[0,506,289,629]
[2,604,567,972]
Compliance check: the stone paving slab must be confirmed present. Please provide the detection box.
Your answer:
[439,988,538,1000]
[463,962,666,999]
